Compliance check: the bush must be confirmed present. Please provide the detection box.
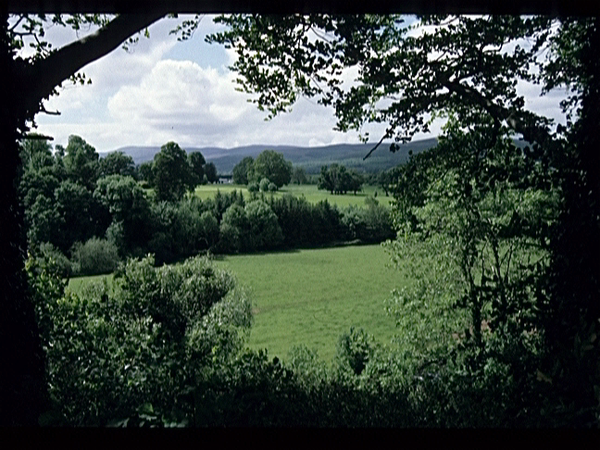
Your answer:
[259,177,271,192]
[34,242,73,278]
[334,327,380,378]
[219,203,249,253]
[70,237,120,276]
[247,181,259,193]
[198,210,219,250]
[33,255,251,426]
[341,206,369,241]
[245,200,283,251]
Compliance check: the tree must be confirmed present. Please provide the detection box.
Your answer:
[219,203,250,253]
[94,175,152,255]
[291,166,308,185]
[138,161,154,187]
[54,179,101,251]
[377,170,393,197]
[318,165,335,194]
[1,6,596,426]
[250,150,292,189]
[318,163,361,194]
[100,151,136,178]
[153,142,195,202]
[245,200,284,250]
[208,15,600,424]
[27,254,251,425]
[259,177,271,192]
[188,151,206,187]
[204,161,218,184]
[2,11,170,423]
[232,156,255,185]
[347,170,363,195]
[19,134,53,173]
[63,135,100,190]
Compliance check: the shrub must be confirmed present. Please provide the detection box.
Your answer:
[334,327,380,378]
[245,200,283,251]
[259,177,271,192]
[70,237,120,276]
[34,242,73,278]
[247,181,259,193]
[34,255,251,426]
[198,210,219,249]
[267,194,314,247]
[341,206,369,241]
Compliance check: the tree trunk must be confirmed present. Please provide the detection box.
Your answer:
[0,11,166,426]
[0,15,46,426]
[542,17,600,426]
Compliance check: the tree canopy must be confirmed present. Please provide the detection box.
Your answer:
[207,16,564,151]
[250,150,292,188]
[153,142,195,202]
[232,156,255,185]
[318,163,362,195]
[206,14,600,424]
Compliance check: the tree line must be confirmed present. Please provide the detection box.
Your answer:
[20,135,394,277]
[233,152,373,196]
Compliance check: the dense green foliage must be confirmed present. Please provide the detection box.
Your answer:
[153,142,197,202]
[70,237,120,276]
[250,150,293,188]
[19,136,394,274]
[204,14,600,426]
[232,150,294,189]
[12,13,600,428]
[318,164,363,195]
[232,156,254,185]
[193,183,394,207]
[204,162,218,184]
[99,151,136,178]
[71,245,405,362]
[29,254,251,426]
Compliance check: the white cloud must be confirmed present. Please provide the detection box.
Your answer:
[31,15,570,153]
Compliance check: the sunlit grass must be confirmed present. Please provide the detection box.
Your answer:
[193,183,394,208]
[68,244,407,364]
[213,244,406,362]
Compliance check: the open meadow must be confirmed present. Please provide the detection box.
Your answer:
[68,244,406,363]
[193,183,394,208]
[212,244,407,362]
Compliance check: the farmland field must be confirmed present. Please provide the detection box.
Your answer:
[67,273,113,293]
[193,183,394,208]
[212,244,406,362]
[68,244,406,363]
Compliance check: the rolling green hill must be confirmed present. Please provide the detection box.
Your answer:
[102,138,438,175]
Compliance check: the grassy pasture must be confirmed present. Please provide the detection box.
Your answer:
[67,273,113,293]
[68,244,406,363]
[212,244,406,362]
[193,183,394,208]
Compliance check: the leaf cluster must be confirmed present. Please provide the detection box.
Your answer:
[28,254,251,425]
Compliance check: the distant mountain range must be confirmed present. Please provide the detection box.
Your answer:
[100,138,439,175]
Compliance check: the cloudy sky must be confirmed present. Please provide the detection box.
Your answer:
[25,15,570,154]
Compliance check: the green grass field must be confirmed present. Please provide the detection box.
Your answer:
[68,244,406,363]
[212,244,406,362]
[193,183,394,208]
[67,273,113,293]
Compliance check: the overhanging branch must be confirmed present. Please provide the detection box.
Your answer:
[363,133,387,160]
[444,80,553,146]
[27,11,168,109]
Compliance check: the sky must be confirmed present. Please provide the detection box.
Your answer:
[22,15,571,154]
